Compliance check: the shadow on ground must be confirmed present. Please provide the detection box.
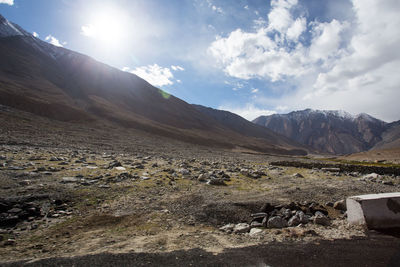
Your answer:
[4,232,400,267]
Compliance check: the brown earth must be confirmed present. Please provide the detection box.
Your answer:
[1,106,400,266]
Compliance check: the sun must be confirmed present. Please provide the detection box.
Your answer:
[81,8,128,48]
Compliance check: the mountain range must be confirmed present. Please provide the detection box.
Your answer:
[253,109,400,155]
[1,13,399,157]
[0,14,307,156]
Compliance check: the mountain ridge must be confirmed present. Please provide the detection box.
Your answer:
[0,13,307,156]
[253,109,391,155]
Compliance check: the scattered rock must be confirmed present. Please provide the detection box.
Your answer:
[233,223,250,233]
[179,168,190,175]
[18,180,32,186]
[321,168,341,172]
[383,181,394,186]
[292,173,304,178]
[267,216,287,228]
[288,214,301,227]
[314,213,330,226]
[363,173,379,180]
[333,200,347,211]
[197,173,208,182]
[108,161,122,169]
[3,239,16,246]
[115,166,126,171]
[219,223,235,233]
[249,228,263,236]
[207,178,226,186]
[325,202,334,207]
[61,177,79,183]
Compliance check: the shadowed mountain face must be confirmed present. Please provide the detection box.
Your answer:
[373,121,400,150]
[0,14,306,155]
[192,105,309,154]
[253,109,391,155]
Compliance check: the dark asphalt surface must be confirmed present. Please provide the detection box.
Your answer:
[2,231,400,267]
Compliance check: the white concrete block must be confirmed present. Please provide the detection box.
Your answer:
[347,192,400,229]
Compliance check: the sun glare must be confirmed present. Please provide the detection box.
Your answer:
[81,8,128,48]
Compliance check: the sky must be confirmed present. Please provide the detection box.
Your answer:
[1,0,399,122]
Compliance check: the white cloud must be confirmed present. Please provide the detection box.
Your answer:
[286,17,306,41]
[209,0,400,121]
[32,32,39,38]
[251,88,259,93]
[309,19,348,61]
[171,65,184,71]
[123,64,175,87]
[208,0,314,82]
[207,0,223,14]
[218,103,276,121]
[45,35,65,47]
[267,0,298,34]
[0,0,13,5]
[244,5,249,10]
[81,24,96,38]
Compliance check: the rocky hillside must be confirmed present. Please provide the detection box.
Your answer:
[253,109,388,155]
[372,121,400,150]
[0,14,306,156]
[192,105,310,154]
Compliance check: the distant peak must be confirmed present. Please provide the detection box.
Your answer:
[286,109,355,120]
[355,112,379,122]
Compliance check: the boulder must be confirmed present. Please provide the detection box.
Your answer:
[267,216,288,228]
[197,173,209,182]
[249,228,263,236]
[233,223,250,233]
[292,173,304,178]
[288,215,301,227]
[362,173,380,180]
[333,200,347,211]
[207,178,226,186]
[61,177,79,183]
[219,223,235,233]
[314,214,330,226]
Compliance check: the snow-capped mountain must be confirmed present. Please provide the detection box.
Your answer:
[253,109,388,154]
[0,14,70,60]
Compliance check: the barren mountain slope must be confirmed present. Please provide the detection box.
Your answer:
[253,109,387,155]
[0,14,306,155]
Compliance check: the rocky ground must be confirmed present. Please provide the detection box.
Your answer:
[1,140,400,266]
[1,109,400,266]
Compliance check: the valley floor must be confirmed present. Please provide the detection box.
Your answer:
[1,109,400,266]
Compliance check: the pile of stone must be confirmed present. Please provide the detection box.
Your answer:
[0,197,72,229]
[358,173,394,186]
[240,168,266,179]
[250,202,331,228]
[197,170,231,185]
[220,201,342,234]
[0,199,42,227]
